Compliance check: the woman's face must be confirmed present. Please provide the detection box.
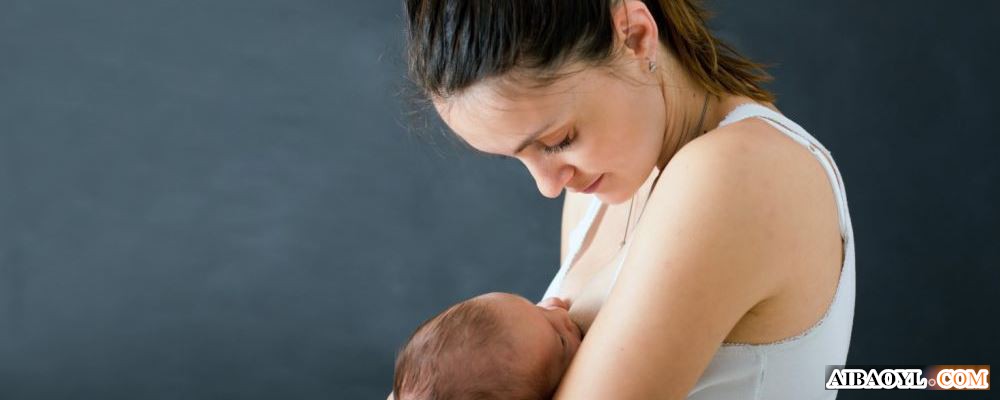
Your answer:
[433,64,667,205]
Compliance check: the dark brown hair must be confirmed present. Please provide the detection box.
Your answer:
[403,0,774,102]
[392,298,550,400]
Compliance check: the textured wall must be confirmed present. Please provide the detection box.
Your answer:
[1,1,997,399]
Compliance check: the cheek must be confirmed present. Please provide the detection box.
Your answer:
[584,129,647,177]
[580,131,628,170]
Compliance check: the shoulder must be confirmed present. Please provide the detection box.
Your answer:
[670,116,792,177]
[656,119,790,223]
[661,116,823,220]
[642,117,803,287]
[642,114,831,292]
[551,120,807,398]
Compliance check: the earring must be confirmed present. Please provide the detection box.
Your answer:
[648,59,657,72]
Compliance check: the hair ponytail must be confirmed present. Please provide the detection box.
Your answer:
[644,0,775,102]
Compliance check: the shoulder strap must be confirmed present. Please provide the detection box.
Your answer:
[720,103,852,240]
[541,195,604,300]
[563,196,604,265]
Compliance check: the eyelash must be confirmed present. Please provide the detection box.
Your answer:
[484,128,576,159]
[541,129,576,155]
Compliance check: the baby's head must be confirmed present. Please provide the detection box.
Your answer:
[393,292,582,400]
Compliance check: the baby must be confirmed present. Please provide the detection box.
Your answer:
[391,292,583,400]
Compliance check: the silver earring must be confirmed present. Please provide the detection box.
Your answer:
[648,59,657,72]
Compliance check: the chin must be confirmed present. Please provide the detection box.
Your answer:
[596,191,629,205]
[595,179,649,205]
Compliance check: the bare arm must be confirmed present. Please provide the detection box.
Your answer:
[553,131,793,399]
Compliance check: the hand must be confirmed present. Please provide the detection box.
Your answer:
[537,296,572,310]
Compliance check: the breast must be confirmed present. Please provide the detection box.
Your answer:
[567,251,626,334]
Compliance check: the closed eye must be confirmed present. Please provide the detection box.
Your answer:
[541,128,575,155]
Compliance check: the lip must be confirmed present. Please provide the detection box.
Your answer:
[581,174,604,194]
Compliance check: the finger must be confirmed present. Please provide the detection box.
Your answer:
[538,296,571,310]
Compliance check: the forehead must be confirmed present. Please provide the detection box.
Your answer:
[433,71,595,153]
[478,293,543,325]
[490,295,553,340]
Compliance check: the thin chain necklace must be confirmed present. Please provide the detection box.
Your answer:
[619,92,711,248]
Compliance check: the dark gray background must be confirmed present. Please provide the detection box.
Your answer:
[1,0,997,399]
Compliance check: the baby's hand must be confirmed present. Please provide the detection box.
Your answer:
[537,296,572,310]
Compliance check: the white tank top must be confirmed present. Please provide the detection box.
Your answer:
[542,103,856,400]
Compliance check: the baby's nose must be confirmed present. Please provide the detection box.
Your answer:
[538,297,571,311]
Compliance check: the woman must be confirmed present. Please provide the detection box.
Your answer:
[399,0,855,399]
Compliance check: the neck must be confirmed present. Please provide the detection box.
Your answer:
[651,48,745,172]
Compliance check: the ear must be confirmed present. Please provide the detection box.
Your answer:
[612,0,661,63]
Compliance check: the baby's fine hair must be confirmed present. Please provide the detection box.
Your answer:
[392,297,550,400]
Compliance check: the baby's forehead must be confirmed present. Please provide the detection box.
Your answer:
[483,294,552,333]
[469,293,542,326]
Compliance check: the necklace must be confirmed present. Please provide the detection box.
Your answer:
[619,92,711,247]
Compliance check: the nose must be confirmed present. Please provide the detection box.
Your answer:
[523,159,574,199]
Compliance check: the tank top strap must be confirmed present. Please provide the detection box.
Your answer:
[719,103,852,241]
[541,195,604,300]
[565,195,604,265]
